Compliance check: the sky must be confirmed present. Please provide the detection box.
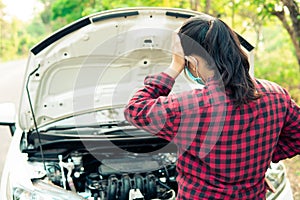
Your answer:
[2,0,43,21]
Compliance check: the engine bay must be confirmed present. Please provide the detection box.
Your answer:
[44,150,178,200]
[23,131,178,200]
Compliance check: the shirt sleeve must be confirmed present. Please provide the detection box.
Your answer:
[272,96,300,162]
[124,72,181,141]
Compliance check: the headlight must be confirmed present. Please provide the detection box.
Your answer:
[12,180,84,200]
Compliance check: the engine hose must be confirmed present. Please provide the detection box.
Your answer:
[119,174,132,200]
[163,165,170,182]
[107,176,118,200]
[157,180,171,190]
[94,193,98,200]
[145,174,157,199]
[134,174,144,194]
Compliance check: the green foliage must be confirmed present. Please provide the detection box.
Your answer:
[0,16,48,61]
[49,0,186,31]
[52,0,89,21]
[1,19,23,60]
[255,24,300,103]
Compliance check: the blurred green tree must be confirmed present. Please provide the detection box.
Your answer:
[48,0,187,31]
[0,0,7,60]
[253,0,300,68]
[0,0,22,60]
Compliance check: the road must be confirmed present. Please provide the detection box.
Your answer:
[0,59,27,180]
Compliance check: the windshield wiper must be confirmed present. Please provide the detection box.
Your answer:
[35,126,143,138]
[41,121,133,132]
[95,126,142,135]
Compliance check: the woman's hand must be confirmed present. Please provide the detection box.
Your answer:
[164,32,185,79]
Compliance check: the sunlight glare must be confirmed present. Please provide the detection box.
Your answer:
[3,0,43,21]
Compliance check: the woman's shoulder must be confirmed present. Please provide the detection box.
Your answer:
[254,78,288,95]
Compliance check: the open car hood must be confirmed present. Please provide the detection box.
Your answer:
[19,7,254,130]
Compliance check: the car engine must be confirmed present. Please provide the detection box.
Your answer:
[44,150,178,200]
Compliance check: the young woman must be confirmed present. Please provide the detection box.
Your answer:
[124,15,300,199]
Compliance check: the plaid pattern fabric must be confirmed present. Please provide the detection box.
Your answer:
[124,72,300,200]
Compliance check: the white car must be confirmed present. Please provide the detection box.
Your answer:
[0,7,294,200]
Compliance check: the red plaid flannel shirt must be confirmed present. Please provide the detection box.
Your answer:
[124,72,300,200]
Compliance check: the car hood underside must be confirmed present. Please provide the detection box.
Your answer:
[19,7,254,130]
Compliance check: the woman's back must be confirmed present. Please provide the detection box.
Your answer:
[124,73,299,199]
[124,14,300,200]
[174,78,294,199]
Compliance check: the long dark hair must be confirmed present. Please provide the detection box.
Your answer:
[178,16,261,106]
